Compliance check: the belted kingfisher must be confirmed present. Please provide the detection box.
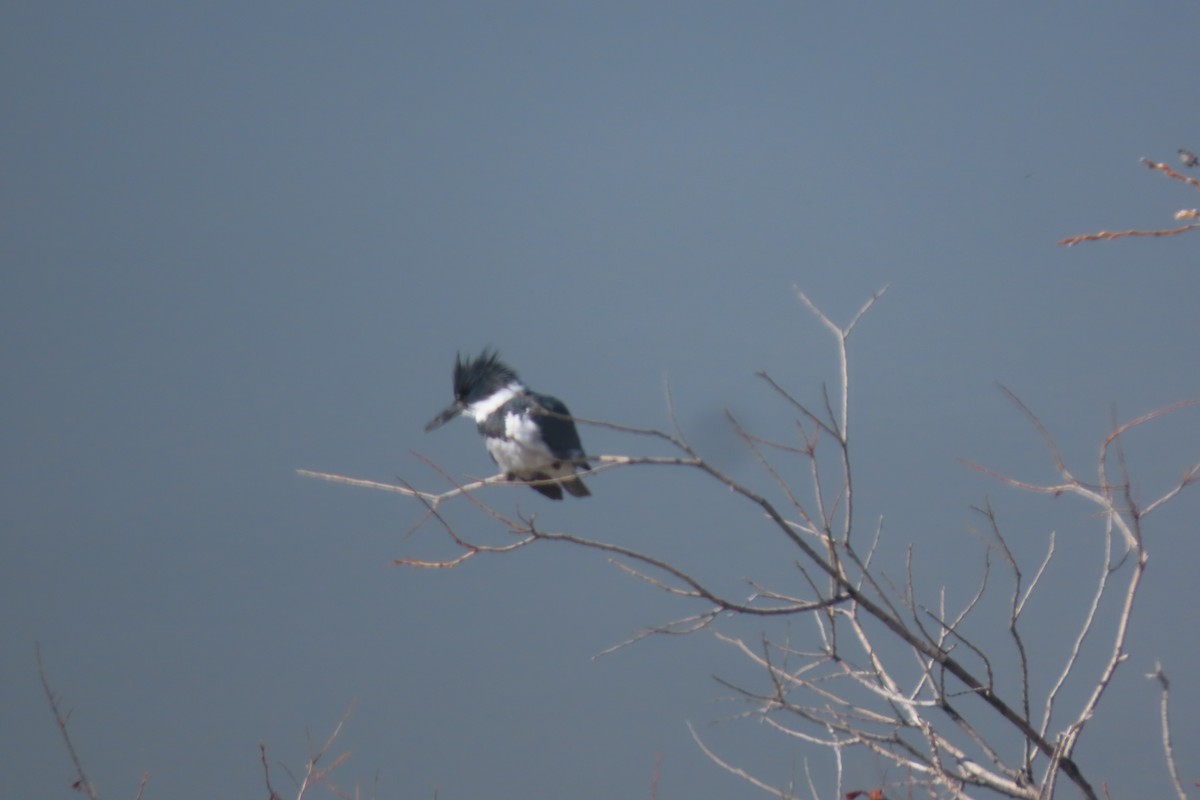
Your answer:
[424,350,591,500]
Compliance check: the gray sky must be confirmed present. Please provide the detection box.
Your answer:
[3,3,1198,798]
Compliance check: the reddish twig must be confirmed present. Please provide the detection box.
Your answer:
[261,742,283,800]
[1058,156,1200,246]
[1139,157,1200,189]
[35,644,98,800]
[1058,224,1200,247]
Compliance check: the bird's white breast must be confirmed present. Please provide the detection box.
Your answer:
[485,411,556,473]
[466,383,522,423]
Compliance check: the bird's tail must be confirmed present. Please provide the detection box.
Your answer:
[562,475,591,498]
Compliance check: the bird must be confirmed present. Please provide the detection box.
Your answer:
[424,350,591,500]
[1179,148,1198,168]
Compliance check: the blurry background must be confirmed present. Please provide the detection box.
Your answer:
[3,4,1198,798]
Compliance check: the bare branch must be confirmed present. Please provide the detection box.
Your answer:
[1018,531,1055,621]
[294,702,356,800]
[995,385,1080,486]
[530,524,849,617]
[1139,156,1200,189]
[262,742,284,800]
[1142,463,1200,517]
[1039,517,1113,742]
[727,409,816,528]
[1058,156,1200,245]
[971,501,1036,767]
[1145,663,1187,800]
[757,371,841,440]
[594,609,721,658]
[792,283,889,439]
[35,643,98,800]
[689,721,795,799]
[298,453,702,507]
[1099,397,1200,456]
[1057,224,1200,247]
[844,285,893,338]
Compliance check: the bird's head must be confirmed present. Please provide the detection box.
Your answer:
[424,349,521,431]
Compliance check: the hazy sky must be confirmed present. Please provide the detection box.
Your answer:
[3,4,1198,799]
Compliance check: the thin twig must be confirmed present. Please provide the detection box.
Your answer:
[688,721,793,799]
[262,742,284,800]
[35,643,97,800]
[1145,663,1187,800]
[1139,157,1200,189]
[1057,224,1200,247]
[295,702,356,800]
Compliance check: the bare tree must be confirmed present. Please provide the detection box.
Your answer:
[301,287,1197,800]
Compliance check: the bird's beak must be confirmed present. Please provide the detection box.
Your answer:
[424,401,464,432]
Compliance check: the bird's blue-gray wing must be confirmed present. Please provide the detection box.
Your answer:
[530,393,588,464]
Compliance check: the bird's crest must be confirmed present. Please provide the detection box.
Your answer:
[453,349,520,403]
